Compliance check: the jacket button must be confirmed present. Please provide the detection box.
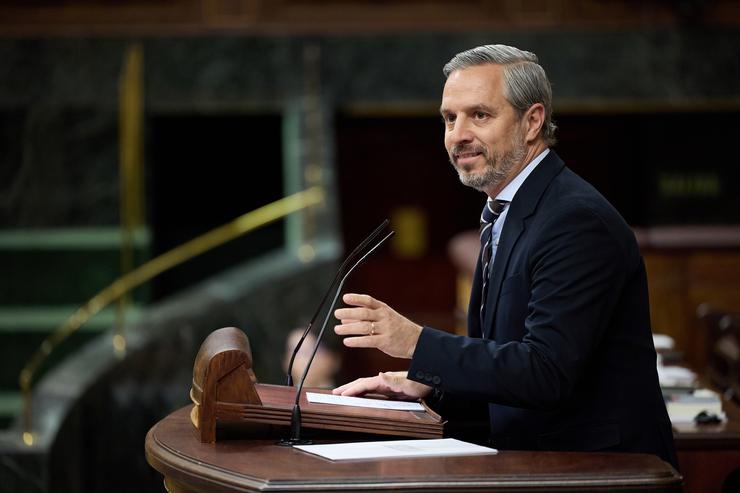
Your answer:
[432,376,441,385]
[424,374,433,382]
[415,370,424,380]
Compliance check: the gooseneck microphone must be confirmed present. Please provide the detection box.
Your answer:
[285,219,390,386]
[279,227,395,446]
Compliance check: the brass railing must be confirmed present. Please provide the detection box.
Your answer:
[18,186,325,446]
[117,43,145,357]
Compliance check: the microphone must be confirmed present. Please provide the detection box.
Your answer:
[285,219,390,386]
[279,228,395,446]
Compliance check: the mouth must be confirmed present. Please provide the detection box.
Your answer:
[453,149,485,167]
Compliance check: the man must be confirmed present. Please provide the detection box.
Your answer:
[333,44,677,468]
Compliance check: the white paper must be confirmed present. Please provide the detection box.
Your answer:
[667,409,726,424]
[657,365,697,388]
[295,438,498,461]
[666,388,726,423]
[653,334,675,351]
[306,392,425,411]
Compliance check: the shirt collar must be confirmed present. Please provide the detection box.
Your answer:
[494,148,550,203]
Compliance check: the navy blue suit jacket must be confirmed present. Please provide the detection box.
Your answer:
[408,151,677,468]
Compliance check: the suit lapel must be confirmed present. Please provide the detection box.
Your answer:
[481,150,565,339]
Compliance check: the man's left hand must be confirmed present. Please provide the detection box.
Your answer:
[333,371,431,400]
[334,293,422,359]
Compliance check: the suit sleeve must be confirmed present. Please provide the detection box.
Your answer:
[408,203,634,410]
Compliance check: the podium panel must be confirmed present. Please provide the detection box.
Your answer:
[190,326,443,442]
[146,407,682,493]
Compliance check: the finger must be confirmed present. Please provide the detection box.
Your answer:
[332,378,363,396]
[334,307,375,321]
[342,293,381,309]
[343,335,379,349]
[332,377,370,395]
[338,376,383,396]
[334,322,368,336]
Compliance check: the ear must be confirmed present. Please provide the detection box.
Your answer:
[523,103,545,143]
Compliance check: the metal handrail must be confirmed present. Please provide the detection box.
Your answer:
[18,186,325,445]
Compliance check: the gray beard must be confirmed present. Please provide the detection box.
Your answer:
[454,138,527,193]
[457,160,508,192]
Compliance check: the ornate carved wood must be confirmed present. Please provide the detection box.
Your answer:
[191,326,261,443]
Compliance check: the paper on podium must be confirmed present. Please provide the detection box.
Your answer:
[306,392,425,411]
[295,438,498,461]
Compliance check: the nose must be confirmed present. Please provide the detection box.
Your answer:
[447,117,474,147]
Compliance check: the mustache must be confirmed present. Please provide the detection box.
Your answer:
[451,144,488,159]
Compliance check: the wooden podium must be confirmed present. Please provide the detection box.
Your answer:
[146,327,681,492]
[146,406,682,493]
[190,327,443,442]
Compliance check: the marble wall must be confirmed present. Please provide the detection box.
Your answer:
[1,29,739,228]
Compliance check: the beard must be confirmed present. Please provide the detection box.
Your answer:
[450,133,527,192]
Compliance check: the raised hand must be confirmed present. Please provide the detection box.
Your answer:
[334,293,423,359]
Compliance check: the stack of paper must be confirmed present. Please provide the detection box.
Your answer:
[657,365,697,391]
[295,438,497,461]
[665,389,725,423]
[306,392,425,411]
[653,334,675,351]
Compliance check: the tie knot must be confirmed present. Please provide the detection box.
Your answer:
[480,199,508,227]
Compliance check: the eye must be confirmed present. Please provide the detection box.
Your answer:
[473,111,488,120]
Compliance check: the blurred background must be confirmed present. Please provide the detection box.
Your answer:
[0,0,739,491]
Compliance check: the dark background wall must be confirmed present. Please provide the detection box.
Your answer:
[2,0,740,387]
[1,2,739,490]
[2,30,739,269]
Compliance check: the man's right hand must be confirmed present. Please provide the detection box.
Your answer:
[332,371,432,401]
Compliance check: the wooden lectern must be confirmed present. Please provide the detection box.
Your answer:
[146,407,682,493]
[190,327,444,443]
[147,327,681,492]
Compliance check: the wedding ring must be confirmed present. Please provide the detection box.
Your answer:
[370,322,375,336]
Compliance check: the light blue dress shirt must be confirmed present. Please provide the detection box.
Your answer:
[489,149,550,262]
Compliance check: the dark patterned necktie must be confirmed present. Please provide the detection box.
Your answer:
[479,198,508,327]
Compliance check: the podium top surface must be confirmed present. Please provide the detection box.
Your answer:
[145,406,681,493]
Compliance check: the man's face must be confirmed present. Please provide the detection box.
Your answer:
[440,64,528,194]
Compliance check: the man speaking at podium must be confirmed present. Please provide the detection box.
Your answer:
[333,44,678,468]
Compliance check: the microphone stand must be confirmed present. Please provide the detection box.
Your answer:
[285,219,389,386]
[278,230,395,446]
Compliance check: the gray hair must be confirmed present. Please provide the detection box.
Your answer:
[443,44,557,146]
